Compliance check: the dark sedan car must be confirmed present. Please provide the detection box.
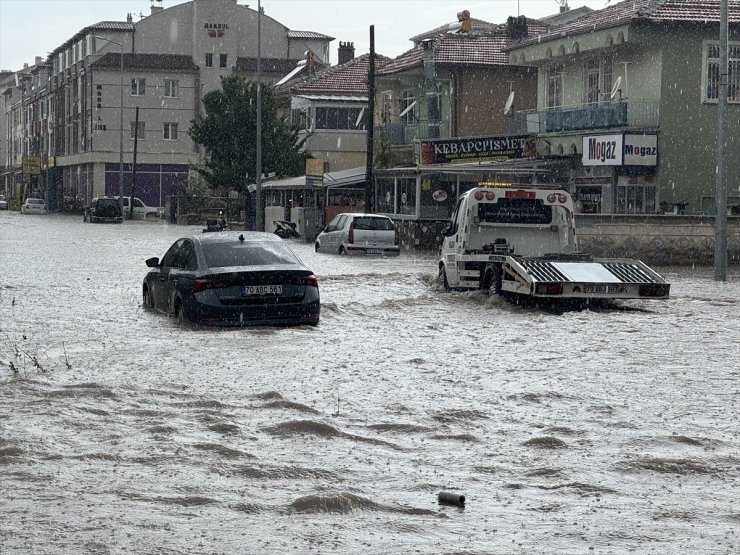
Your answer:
[142,232,320,326]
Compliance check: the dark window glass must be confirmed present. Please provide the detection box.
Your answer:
[477,199,552,225]
[203,241,299,268]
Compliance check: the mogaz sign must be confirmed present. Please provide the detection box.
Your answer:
[582,134,658,166]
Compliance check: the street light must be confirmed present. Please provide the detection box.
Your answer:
[94,36,125,211]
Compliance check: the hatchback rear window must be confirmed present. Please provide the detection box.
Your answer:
[28,199,44,205]
[204,241,300,267]
[353,217,394,231]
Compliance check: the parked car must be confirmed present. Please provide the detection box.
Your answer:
[315,213,400,256]
[114,196,163,219]
[0,194,8,210]
[84,197,123,223]
[142,231,320,326]
[20,198,47,215]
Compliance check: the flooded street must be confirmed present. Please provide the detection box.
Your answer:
[1,212,738,554]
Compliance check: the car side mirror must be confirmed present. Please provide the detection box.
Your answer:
[145,257,160,268]
[441,222,453,237]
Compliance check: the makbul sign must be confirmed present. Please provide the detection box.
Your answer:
[415,135,530,165]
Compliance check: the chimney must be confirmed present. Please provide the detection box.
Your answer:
[35,56,43,65]
[127,13,133,23]
[560,1,570,13]
[338,41,355,65]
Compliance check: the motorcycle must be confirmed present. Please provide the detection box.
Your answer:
[273,220,300,239]
[203,211,229,233]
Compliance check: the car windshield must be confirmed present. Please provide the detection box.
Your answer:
[353,217,394,231]
[203,240,300,268]
[97,199,119,208]
[28,199,44,205]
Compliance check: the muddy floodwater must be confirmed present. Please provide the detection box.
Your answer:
[1,212,738,554]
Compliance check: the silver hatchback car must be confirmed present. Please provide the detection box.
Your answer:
[315,213,400,256]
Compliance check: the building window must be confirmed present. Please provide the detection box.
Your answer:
[616,185,656,214]
[163,122,178,140]
[205,53,213,68]
[131,78,146,96]
[584,59,600,104]
[314,106,365,130]
[399,91,416,125]
[219,53,228,68]
[130,121,145,140]
[547,64,564,108]
[164,79,179,98]
[381,91,392,123]
[703,41,740,103]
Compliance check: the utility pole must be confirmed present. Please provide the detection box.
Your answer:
[255,0,263,231]
[714,0,728,281]
[365,25,375,214]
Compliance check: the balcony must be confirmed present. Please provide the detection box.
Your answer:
[509,100,660,135]
[376,121,448,146]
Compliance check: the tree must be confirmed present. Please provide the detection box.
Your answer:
[189,74,305,195]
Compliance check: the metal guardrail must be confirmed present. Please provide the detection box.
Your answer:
[509,100,660,135]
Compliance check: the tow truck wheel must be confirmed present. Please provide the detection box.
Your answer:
[438,265,450,292]
[482,265,503,295]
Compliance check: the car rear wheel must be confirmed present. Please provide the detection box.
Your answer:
[314,242,320,252]
[143,286,154,309]
[174,299,186,323]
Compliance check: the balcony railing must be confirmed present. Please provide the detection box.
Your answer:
[509,100,660,135]
[376,121,449,146]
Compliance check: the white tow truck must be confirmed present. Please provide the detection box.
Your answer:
[438,185,670,304]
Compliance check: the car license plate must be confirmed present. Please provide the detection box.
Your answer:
[241,285,282,296]
[366,248,383,254]
[584,284,624,294]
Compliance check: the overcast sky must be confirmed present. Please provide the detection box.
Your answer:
[0,0,610,71]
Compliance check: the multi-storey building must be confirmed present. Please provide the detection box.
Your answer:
[506,0,740,215]
[1,0,333,210]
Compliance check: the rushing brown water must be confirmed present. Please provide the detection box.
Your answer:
[1,212,738,554]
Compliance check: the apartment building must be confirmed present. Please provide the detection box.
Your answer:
[1,0,333,210]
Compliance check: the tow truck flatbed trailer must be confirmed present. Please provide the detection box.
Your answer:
[438,186,670,303]
[452,252,670,300]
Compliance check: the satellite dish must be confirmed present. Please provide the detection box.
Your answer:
[610,76,622,100]
[398,100,417,118]
[503,91,515,115]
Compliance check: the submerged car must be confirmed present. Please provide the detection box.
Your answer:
[21,198,47,215]
[142,231,320,326]
[315,213,400,256]
[84,197,123,223]
[0,194,8,210]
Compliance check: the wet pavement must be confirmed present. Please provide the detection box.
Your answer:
[1,211,738,554]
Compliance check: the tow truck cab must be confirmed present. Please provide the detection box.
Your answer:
[439,186,578,290]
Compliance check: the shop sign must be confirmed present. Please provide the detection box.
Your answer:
[305,158,324,187]
[204,23,228,38]
[582,134,658,166]
[22,155,41,175]
[623,134,658,166]
[415,134,529,165]
[583,134,623,166]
